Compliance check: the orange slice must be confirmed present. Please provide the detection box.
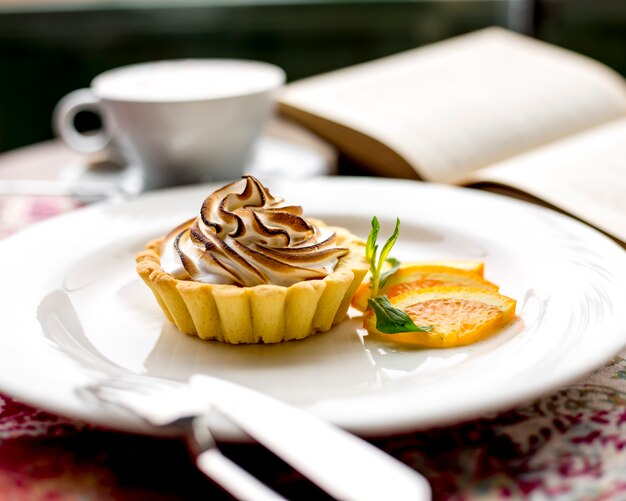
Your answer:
[363,285,516,348]
[351,263,496,312]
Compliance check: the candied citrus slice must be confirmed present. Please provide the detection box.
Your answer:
[351,263,495,312]
[363,285,516,348]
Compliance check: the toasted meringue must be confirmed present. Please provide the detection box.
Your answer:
[160,176,349,287]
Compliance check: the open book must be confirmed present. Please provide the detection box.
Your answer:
[278,27,626,244]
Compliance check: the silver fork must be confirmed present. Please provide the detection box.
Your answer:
[87,376,287,501]
[85,373,431,501]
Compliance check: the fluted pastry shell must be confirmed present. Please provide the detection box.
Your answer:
[136,225,368,343]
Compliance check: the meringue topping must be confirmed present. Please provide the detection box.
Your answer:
[160,176,349,286]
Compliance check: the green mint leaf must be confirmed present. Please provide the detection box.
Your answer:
[368,295,433,334]
[367,217,402,297]
[365,216,380,266]
[379,257,401,289]
[378,218,400,268]
[366,217,381,293]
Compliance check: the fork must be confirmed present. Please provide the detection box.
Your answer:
[85,373,431,501]
[87,376,286,500]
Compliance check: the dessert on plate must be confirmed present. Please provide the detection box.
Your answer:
[136,176,368,344]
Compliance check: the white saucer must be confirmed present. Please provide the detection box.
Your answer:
[58,135,335,200]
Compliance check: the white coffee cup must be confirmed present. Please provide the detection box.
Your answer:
[53,59,286,189]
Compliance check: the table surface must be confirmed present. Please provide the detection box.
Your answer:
[2,141,626,500]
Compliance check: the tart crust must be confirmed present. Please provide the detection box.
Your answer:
[136,226,368,343]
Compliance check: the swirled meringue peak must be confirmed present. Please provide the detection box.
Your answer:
[160,176,349,287]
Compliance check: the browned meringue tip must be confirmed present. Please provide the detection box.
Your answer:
[136,225,368,344]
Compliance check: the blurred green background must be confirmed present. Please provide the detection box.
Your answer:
[0,0,624,153]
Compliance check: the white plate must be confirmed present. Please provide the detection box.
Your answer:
[1,177,625,438]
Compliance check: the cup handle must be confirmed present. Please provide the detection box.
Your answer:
[53,88,111,153]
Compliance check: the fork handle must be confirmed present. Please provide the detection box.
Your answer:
[196,449,287,501]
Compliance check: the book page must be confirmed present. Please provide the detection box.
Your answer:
[279,28,626,184]
[464,117,626,243]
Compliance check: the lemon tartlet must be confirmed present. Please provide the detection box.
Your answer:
[136,176,368,343]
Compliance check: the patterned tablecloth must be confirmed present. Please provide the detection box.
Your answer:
[2,195,626,501]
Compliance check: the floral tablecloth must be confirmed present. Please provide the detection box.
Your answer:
[1,195,626,501]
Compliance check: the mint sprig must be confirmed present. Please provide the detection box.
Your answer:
[366,216,401,297]
[366,217,432,334]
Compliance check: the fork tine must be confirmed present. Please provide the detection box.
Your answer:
[100,374,181,392]
[86,387,144,413]
[89,375,185,402]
